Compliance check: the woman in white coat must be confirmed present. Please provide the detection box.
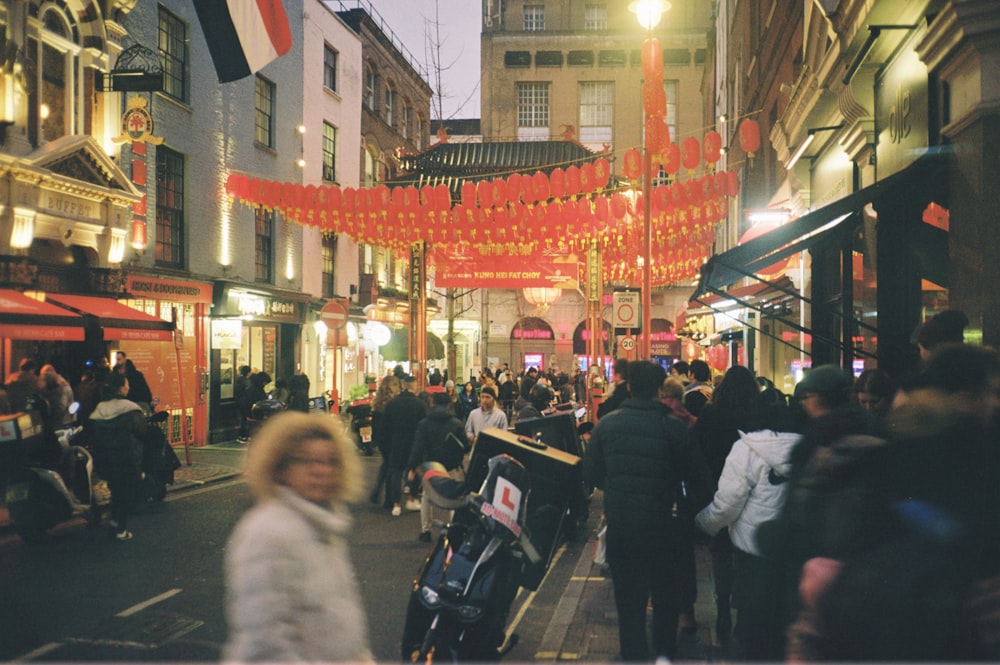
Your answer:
[223,411,372,663]
[695,417,801,661]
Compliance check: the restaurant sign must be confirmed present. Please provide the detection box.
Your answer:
[436,254,579,289]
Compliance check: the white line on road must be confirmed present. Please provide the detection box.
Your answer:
[116,588,182,617]
[501,542,568,649]
[164,478,244,501]
[12,641,62,663]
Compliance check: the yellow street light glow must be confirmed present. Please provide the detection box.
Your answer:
[629,0,671,30]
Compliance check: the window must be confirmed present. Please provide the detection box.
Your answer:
[401,101,411,139]
[415,115,425,150]
[39,10,74,143]
[568,50,595,66]
[580,82,613,145]
[664,79,678,142]
[384,83,395,127]
[255,206,274,283]
[524,5,545,31]
[598,50,627,67]
[322,234,337,297]
[155,146,184,267]
[158,6,188,102]
[323,44,338,91]
[255,75,275,148]
[584,4,608,30]
[504,51,532,67]
[364,66,376,110]
[364,149,378,188]
[517,82,549,141]
[322,122,337,183]
[535,51,563,67]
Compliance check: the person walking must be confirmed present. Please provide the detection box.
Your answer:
[223,411,372,662]
[464,385,508,445]
[586,360,711,661]
[117,359,153,412]
[456,381,478,422]
[88,372,147,540]
[596,358,631,419]
[407,392,470,542]
[6,357,39,413]
[682,359,714,417]
[369,374,400,508]
[38,364,75,428]
[383,375,428,516]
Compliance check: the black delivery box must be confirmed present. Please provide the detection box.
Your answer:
[467,427,582,590]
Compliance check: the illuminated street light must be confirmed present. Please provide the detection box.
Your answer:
[630,0,671,359]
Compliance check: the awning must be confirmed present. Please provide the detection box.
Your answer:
[380,327,409,362]
[46,294,175,342]
[0,289,86,341]
[427,332,444,359]
[691,152,947,300]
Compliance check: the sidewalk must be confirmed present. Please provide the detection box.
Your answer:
[537,492,730,663]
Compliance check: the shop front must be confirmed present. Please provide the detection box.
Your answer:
[120,275,212,447]
[510,317,556,372]
[210,282,307,443]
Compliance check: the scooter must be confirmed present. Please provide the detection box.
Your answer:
[3,403,98,542]
[401,455,543,663]
[139,410,180,502]
[344,395,374,455]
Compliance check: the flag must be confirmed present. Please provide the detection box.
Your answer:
[193,0,292,83]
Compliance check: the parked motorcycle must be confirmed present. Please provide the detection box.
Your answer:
[401,455,543,663]
[344,395,374,455]
[3,404,98,542]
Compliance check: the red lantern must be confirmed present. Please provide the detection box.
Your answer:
[594,158,611,189]
[549,168,566,199]
[645,116,665,153]
[682,136,701,172]
[739,118,761,157]
[404,186,419,210]
[684,179,702,205]
[580,163,596,193]
[703,130,722,166]
[726,170,740,197]
[521,175,537,204]
[623,148,643,180]
[533,171,550,201]
[477,180,492,208]
[713,172,728,198]
[642,79,666,119]
[594,195,609,222]
[421,185,436,206]
[641,37,664,80]
[671,182,687,207]
[434,184,452,211]
[461,181,476,208]
[492,178,506,206]
[506,174,522,203]
[611,193,628,220]
[663,142,680,175]
[565,165,581,197]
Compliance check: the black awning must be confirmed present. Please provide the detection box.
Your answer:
[691,152,948,300]
[427,332,445,359]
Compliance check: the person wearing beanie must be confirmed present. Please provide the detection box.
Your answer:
[464,384,507,444]
[915,309,969,361]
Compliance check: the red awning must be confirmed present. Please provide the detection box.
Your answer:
[46,294,175,342]
[0,289,85,341]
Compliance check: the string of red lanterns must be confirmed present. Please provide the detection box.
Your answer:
[224,121,759,286]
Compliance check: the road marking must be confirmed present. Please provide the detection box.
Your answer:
[165,478,243,501]
[12,642,62,662]
[116,588,182,617]
[501,542,567,651]
[570,575,607,582]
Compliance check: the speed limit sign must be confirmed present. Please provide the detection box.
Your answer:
[620,336,636,351]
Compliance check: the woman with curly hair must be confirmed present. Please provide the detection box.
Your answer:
[368,374,401,507]
[224,411,371,662]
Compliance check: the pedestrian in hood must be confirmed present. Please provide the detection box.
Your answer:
[695,404,801,661]
[224,411,371,663]
[89,372,147,540]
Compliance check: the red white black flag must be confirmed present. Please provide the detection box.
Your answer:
[193,0,293,83]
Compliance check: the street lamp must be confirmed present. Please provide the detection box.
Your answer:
[630,0,671,358]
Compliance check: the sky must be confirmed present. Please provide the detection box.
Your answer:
[352,0,482,121]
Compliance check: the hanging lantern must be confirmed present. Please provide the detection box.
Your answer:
[641,37,664,80]
[726,170,740,197]
[703,130,722,167]
[492,178,507,206]
[533,171,550,201]
[434,184,452,211]
[549,168,566,199]
[681,136,701,172]
[645,116,666,153]
[594,158,611,189]
[611,193,629,220]
[506,174,522,203]
[522,287,561,312]
[477,180,493,208]
[565,165,581,197]
[623,148,643,180]
[642,79,666,119]
[663,142,680,175]
[739,118,761,158]
[580,162,596,193]
[461,181,476,208]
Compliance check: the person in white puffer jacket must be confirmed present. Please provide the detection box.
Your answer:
[696,427,801,661]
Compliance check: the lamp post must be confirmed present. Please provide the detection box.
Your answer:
[630,0,670,359]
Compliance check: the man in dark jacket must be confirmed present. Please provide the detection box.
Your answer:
[587,360,711,662]
[407,392,469,541]
[383,375,428,516]
[596,358,631,419]
[89,372,147,540]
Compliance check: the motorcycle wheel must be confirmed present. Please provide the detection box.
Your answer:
[401,594,438,663]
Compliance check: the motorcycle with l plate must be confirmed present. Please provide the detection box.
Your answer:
[401,455,542,662]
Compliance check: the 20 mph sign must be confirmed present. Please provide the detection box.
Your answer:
[612,291,640,328]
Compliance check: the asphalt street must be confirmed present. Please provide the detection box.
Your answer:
[0,445,600,662]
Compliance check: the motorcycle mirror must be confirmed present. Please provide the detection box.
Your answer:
[68,401,80,416]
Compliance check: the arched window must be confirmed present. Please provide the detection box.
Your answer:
[401,98,411,139]
[384,82,396,127]
[364,64,377,111]
[38,8,78,143]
